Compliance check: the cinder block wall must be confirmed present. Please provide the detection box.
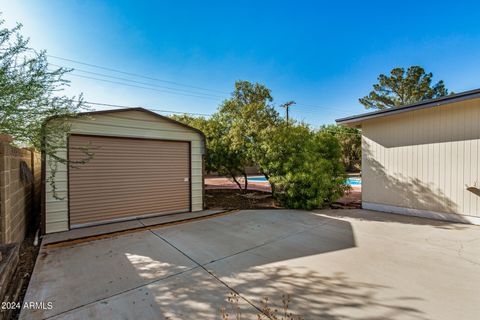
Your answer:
[0,137,41,244]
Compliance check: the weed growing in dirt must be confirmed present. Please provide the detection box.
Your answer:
[220,292,303,320]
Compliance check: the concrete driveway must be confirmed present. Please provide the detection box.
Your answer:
[21,209,480,319]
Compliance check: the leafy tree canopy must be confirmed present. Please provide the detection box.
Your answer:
[172,113,250,191]
[320,125,361,172]
[262,125,347,209]
[177,80,282,192]
[0,17,84,155]
[0,17,88,199]
[174,80,349,206]
[218,80,281,153]
[359,66,450,110]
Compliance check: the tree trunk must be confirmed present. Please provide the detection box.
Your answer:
[261,171,273,195]
[243,172,248,192]
[230,173,244,192]
[270,182,276,197]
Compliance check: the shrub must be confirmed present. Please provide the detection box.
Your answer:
[173,81,348,207]
[173,81,280,193]
[259,124,347,209]
[320,124,361,172]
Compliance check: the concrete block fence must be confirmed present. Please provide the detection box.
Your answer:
[0,135,41,245]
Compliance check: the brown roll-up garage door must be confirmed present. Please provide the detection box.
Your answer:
[69,135,190,228]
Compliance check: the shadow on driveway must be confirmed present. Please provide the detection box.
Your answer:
[20,209,479,319]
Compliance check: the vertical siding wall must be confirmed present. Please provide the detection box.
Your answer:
[45,111,205,233]
[0,141,41,244]
[362,99,480,219]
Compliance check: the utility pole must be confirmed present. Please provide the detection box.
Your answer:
[282,101,296,125]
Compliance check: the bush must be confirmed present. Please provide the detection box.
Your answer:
[320,124,361,172]
[173,81,280,193]
[259,124,347,209]
[172,114,251,192]
[173,81,348,207]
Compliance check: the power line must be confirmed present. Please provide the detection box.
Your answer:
[49,63,225,99]
[44,55,361,118]
[62,73,223,101]
[61,70,349,116]
[81,101,357,130]
[296,102,350,110]
[80,100,359,134]
[47,54,229,95]
[51,70,350,119]
[81,96,349,120]
[81,100,213,117]
[290,109,351,118]
[295,103,354,113]
[47,54,356,112]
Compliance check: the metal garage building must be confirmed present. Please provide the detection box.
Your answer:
[42,108,205,234]
[337,89,480,225]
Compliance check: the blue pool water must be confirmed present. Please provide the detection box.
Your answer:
[247,176,362,185]
[346,178,361,185]
[247,177,268,181]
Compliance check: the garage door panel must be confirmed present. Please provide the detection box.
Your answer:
[70,144,188,154]
[70,206,188,224]
[69,135,190,227]
[70,170,190,180]
[70,188,191,202]
[71,199,189,212]
[69,180,190,190]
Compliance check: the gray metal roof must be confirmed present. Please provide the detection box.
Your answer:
[336,88,480,125]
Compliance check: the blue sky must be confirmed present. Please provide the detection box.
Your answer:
[2,1,480,126]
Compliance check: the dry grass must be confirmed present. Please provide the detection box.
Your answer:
[220,292,304,320]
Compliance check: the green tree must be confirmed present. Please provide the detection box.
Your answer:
[176,81,283,193]
[214,80,282,191]
[359,66,450,110]
[207,115,250,191]
[175,81,349,205]
[0,18,84,156]
[320,125,361,172]
[218,80,281,165]
[0,18,87,198]
[256,122,312,194]
[257,122,347,209]
[172,114,250,192]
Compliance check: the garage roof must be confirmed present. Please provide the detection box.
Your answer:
[78,107,206,139]
[45,107,206,140]
[336,88,480,127]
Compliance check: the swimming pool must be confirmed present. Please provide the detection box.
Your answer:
[346,177,361,185]
[247,176,362,185]
[247,177,268,181]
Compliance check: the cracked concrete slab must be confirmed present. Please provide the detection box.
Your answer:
[21,209,480,320]
[48,268,259,320]
[42,210,227,245]
[20,230,197,319]
[202,210,480,320]
[151,209,336,265]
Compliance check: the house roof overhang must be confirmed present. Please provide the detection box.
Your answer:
[335,88,480,128]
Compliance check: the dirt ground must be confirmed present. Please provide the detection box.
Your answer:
[206,185,361,210]
[205,189,281,210]
[205,176,271,193]
[10,234,40,320]
[205,176,362,209]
